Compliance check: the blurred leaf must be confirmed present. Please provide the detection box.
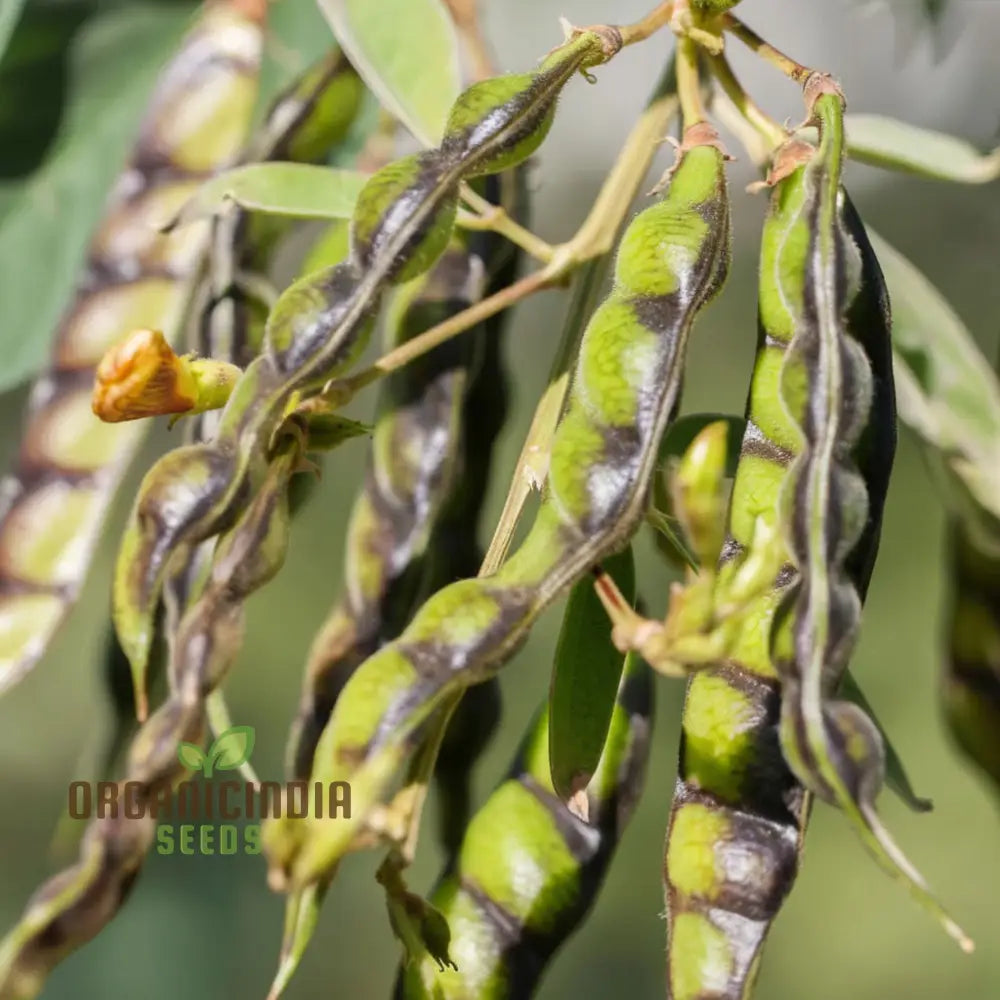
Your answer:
[650,414,745,569]
[548,545,635,801]
[317,0,460,148]
[268,884,329,999]
[871,231,1000,524]
[0,3,193,394]
[169,163,367,227]
[0,0,26,66]
[841,670,933,813]
[259,0,341,107]
[659,413,745,477]
[845,114,1000,183]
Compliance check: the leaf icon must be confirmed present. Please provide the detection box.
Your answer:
[204,725,255,778]
[177,742,206,772]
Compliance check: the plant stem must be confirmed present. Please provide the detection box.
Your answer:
[708,50,787,150]
[618,1,675,47]
[459,185,556,263]
[677,36,706,128]
[722,13,812,84]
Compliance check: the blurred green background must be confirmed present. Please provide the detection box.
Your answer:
[1,1,999,997]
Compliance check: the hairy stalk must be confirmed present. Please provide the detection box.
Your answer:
[0,0,265,694]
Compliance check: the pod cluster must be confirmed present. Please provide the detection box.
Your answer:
[112,28,623,687]
[0,46,369,1000]
[262,122,732,890]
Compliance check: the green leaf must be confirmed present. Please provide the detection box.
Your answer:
[177,742,206,772]
[206,725,256,776]
[659,413,745,477]
[317,0,460,148]
[650,414,746,569]
[844,114,1000,184]
[168,163,368,228]
[870,230,1000,523]
[0,0,27,67]
[268,883,330,999]
[840,670,933,814]
[548,545,636,801]
[0,3,193,393]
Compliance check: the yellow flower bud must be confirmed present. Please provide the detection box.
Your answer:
[92,328,241,423]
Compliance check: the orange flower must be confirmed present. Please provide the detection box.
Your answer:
[92,329,241,423]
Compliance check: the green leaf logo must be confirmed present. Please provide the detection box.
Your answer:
[176,726,255,778]
[177,742,206,772]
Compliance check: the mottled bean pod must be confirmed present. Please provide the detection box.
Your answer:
[262,121,732,889]
[767,77,967,949]
[286,171,518,786]
[663,113,910,993]
[0,0,265,693]
[396,653,652,999]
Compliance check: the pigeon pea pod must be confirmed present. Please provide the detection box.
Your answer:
[395,653,652,999]
[165,50,366,625]
[262,123,732,889]
[663,114,913,993]
[0,0,265,694]
[286,171,517,782]
[113,26,622,690]
[771,77,968,948]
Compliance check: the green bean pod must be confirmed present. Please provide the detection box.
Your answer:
[0,0,265,694]
[112,27,623,684]
[769,77,966,947]
[166,51,365,622]
[262,122,731,889]
[288,171,518,811]
[396,652,653,999]
[663,121,903,994]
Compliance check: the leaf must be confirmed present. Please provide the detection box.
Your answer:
[870,230,1000,523]
[317,0,460,148]
[206,725,256,776]
[548,545,636,801]
[650,414,746,569]
[840,669,933,813]
[267,883,330,1000]
[844,114,1000,184]
[0,3,193,392]
[659,413,745,477]
[177,742,206,772]
[0,0,27,67]
[168,163,368,228]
